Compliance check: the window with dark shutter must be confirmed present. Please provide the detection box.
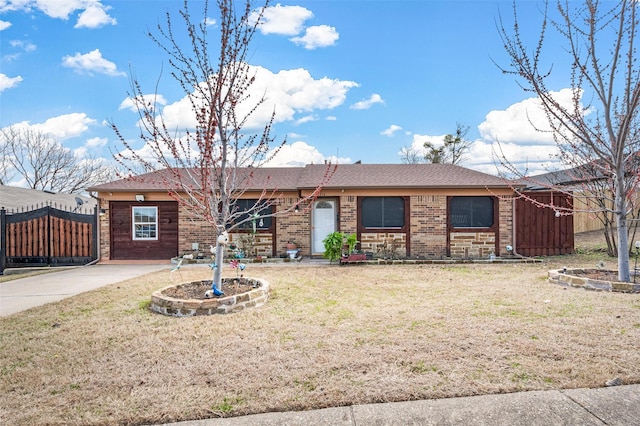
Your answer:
[233,199,273,230]
[361,197,405,229]
[449,196,494,228]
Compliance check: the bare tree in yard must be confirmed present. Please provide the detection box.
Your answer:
[565,160,639,257]
[111,0,333,294]
[0,126,115,193]
[399,145,425,164]
[495,0,640,282]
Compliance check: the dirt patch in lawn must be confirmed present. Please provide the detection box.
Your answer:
[1,236,639,425]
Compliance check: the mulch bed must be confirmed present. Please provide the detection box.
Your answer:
[574,270,621,281]
[162,278,257,299]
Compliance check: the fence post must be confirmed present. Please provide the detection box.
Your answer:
[0,208,6,275]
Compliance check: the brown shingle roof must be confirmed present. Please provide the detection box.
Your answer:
[87,167,304,192]
[88,164,511,193]
[298,163,510,189]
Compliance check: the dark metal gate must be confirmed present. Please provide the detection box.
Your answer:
[0,205,98,274]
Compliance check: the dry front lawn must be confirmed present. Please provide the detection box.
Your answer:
[1,249,640,425]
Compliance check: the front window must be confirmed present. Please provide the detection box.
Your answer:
[132,206,158,240]
[449,196,494,228]
[361,197,405,229]
[233,199,273,230]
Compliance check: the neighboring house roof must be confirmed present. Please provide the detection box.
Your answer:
[88,163,515,193]
[0,185,96,212]
[518,162,610,190]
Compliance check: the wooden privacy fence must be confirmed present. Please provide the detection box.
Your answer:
[515,191,575,257]
[0,205,97,274]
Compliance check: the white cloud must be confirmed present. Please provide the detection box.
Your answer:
[74,137,107,158]
[472,88,587,174]
[0,20,11,30]
[10,39,36,52]
[254,4,313,35]
[325,116,337,121]
[473,140,558,176]
[397,133,556,176]
[85,136,107,148]
[381,124,402,137]
[28,0,85,19]
[61,49,125,76]
[158,65,359,131]
[0,73,23,92]
[291,25,339,49]
[74,146,88,157]
[1,0,116,27]
[478,89,580,145]
[75,3,117,28]
[398,91,583,174]
[119,94,168,112]
[265,141,350,167]
[10,113,96,139]
[409,133,446,151]
[295,115,317,125]
[204,17,216,27]
[350,93,384,110]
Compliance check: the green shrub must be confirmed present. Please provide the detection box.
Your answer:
[322,232,344,262]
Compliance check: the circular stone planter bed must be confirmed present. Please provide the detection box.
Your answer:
[548,268,640,293]
[151,277,270,316]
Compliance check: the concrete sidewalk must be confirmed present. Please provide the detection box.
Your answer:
[162,384,640,426]
[0,263,169,316]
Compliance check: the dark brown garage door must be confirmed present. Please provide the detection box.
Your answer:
[110,201,178,260]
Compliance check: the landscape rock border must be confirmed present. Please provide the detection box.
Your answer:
[151,277,270,316]
[548,268,640,293]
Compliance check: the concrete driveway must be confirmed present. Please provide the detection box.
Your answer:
[0,263,169,317]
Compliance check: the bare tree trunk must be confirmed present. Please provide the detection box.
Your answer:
[213,239,225,292]
[615,177,631,281]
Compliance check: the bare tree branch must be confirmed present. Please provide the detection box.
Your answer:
[111,0,334,292]
[495,0,640,281]
[0,126,117,193]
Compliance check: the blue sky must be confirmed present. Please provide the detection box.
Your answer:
[1,0,578,185]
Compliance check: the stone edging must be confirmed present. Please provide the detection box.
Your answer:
[151,277,270,316]
[548,269,640,293]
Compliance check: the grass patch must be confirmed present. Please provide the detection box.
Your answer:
[1,251,639,425]
[0,267,72,283]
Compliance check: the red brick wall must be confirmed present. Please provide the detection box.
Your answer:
[409,195,447,258]
[498,196,514,255]
[339,196,357,234]
[97,193,515,260]
[276,197,312,256]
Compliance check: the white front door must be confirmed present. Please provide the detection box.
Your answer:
[312,199,336,254]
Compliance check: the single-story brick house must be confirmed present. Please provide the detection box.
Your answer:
[88,163,523,261]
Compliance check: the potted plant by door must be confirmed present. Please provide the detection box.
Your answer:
[286,241,299,259]
[340,233,367,265]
